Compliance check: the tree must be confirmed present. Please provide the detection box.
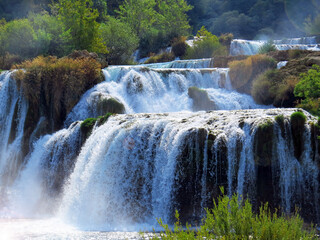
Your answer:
[53,0,106,54]
[294,65,320,99]
[100,17,139,64]
[117,0,158,38]
[155,0,192,39]
[5,19,36,57]
[28,12,72,56]
[304,14,320,35]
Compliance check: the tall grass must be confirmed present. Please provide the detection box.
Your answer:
[147,190,316,240]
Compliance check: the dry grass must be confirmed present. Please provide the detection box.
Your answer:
[229,54,276,94]
[13,55,103,131]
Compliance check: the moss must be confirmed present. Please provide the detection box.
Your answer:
[97,97,125,114]
[275,114,284,125]
[81,112,115,139]
[290,111,307,160]
[80,118,97,138]
[254,120,274,166]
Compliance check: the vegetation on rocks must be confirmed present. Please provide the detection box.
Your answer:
[80,112,114,139]
[229,54,276,94]
[184,26,227,59]
[148,190,315,240]
[145,52,175,64]
[258,40,277,54]
[290,111,307,160]
[294,65,320,116]
[13,54,103,137]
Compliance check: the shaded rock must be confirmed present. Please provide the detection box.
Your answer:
[188,87,216,111]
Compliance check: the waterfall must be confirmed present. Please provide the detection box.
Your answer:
[65,65,264,125]
[0,56,320,235]
[0,71,28,196]
[230,37,320,56]
[58,109,320,229]
[0,122,82,218]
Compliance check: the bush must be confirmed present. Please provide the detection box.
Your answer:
[258,40,277,54]
[294,65,320,116]
[229,54,276,94]
[149,190,315,239]
[171,36,189,57]
[100,17,139,64]
[290,111,307,159]
[184,26,227,59]
[13,55,103,131]
[145,52,175,64]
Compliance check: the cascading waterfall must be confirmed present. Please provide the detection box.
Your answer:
[0,54,320,237]
[1,122,82,218]
[230,37,320,56]
[65,64,264,125]
[0,71,28,197]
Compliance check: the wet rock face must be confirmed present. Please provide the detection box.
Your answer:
[188,87,216,111]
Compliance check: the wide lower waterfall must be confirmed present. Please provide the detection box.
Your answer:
[230,37,320,56]
[2,109,319,230]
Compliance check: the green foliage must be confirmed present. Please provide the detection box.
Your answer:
[4,19,36,57]
[291,111,307,126]
[28,12,72,57]
[294,65,320,99]
[148,190,315,239]
[275,114,285,125]
[171,36,189,57]
[100,17,139,64]
[294,65,320,116]
[53,0,107,54]
[117,0,192,57]
[258,40,277,54]
[80,112,115,138]
[184,26,227,59]
[145,52,175,64]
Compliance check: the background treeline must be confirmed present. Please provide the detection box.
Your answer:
[0,0,319,68]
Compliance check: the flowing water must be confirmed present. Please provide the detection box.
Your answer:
[0,58,319,239]
[230,36,320,55]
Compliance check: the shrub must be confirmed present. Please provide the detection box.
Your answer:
[258,40,277,54]
[100,17,139,64]
[148,190,315,239]
[229,54,276,94]
[290,111,307,159]
[13,55,103,132]
[171,36,189,57]
[218,33,234,47]
[294,65,320,116]
[184,26,227,59]
[145,52,175,64]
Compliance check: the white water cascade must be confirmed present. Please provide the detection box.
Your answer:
[65,63,264,125]
[0,57,319,238]
[230,36,320,56]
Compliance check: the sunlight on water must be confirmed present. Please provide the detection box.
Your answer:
[0,219,146,240]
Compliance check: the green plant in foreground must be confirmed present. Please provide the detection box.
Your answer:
[146,189,316,240]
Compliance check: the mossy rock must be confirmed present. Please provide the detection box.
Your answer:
[80,118,97,139]
[97,97,125,115]
[254,120,274,166]
[188,86,216,111]
[290,111,306,160]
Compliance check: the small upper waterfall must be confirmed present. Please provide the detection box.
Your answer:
[65,63,264,125]
[230,37,320,56]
